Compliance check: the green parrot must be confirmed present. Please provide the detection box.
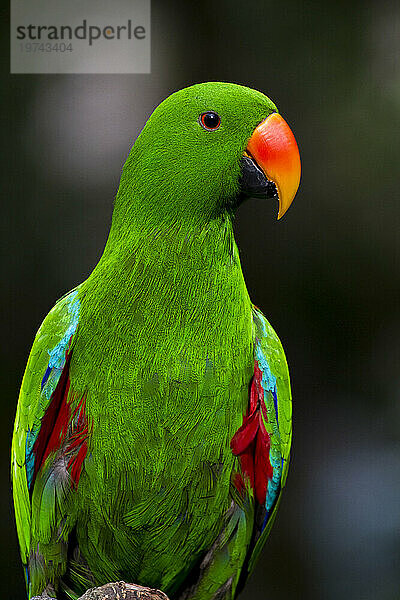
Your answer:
[11,82,301,600]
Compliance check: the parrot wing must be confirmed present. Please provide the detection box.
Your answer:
[11,288,84,593]
[231,305,292,582]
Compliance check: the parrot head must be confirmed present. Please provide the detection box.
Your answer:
[118,82,300,228]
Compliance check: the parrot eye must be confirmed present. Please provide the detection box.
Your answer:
[199,111,221,131]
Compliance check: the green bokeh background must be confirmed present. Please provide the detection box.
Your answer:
[2,1,400,598]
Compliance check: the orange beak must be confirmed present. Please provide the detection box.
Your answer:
[246,113,301,219]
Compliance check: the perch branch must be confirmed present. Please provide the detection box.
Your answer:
[32,581,170,600]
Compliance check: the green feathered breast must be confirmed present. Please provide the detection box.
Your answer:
[12,82,294,600]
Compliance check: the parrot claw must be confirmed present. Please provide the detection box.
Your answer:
[77,581,170,600]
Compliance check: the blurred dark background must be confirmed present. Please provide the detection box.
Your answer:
[2,0,400,598]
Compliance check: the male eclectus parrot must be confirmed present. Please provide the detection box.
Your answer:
[12,82,300,600]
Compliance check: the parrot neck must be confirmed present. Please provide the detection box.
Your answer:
[81,175,252,332]
[99,210,240,278]
[82,208,251,328]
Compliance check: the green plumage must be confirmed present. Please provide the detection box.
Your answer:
[12,82,292,600]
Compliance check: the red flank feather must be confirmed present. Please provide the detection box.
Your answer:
[32,350,89,489]
[66,395,90,488]
[32,354,72,488]
[231,360,273,505]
